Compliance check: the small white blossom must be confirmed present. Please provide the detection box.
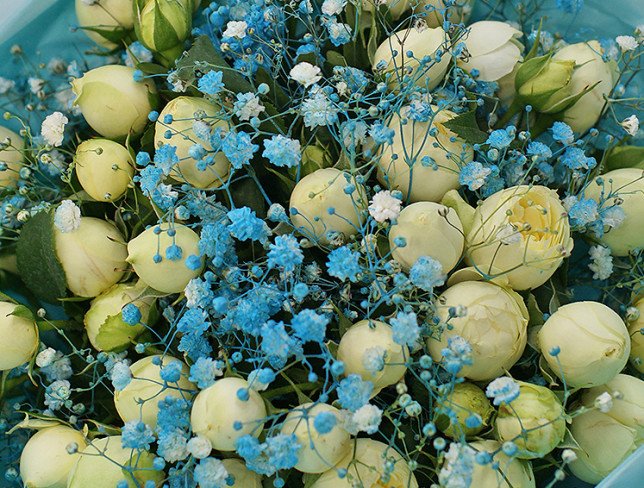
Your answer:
[562,449,577,463]
[186,436,212,459]
[439,442,476,488]
[54,200,81,233]
[41,112,68,147]
[223,20,248,39]
[594,392,613,413]
[0,76,15,94]
[362,345,385,374]
[347,404,382,434]
[620,115,639,136]
[588,245,613,280]
[368,190,402,223]
[36,347,58,368]
[28,77,45,94]
[234,93,265,121]
[289,62,322,87]
[321,0,346,16]
[616,35,639,51]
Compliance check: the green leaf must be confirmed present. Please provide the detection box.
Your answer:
[333,304,352,337]
[604,145,644,171]
[367,10,379,65]
[16,211,67,303]
[136,62,169,75]
[79,25,131,45]
[303,473,322,488]
[441,110,488,145]
[526,293,545,327]
[9,304,34,321]
[95,314,143,352]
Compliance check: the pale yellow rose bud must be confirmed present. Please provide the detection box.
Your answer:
[84,281,155,352]
[435,382,494,439]
[0,301,38,371]
[75,139,134,201]
[627,297,644,373]
[377,107,474,203]
[289,168,367,245]
[468,440,536,488]
[495,382,566,459]
[75,0,135,49]
[71,65,157,139]
[114,354,195,428]
[427,281,529,381]
[126,223,204,294]
[421,0,475,28]
[0,125,24,188]
[373,25,451,92]
[221,459,262,487]
[337,319,408,395]
[465,185,574,290]
[191,377,267,451]
[389,202,464,273]
[581,374,644,440]
[154,96,231,189]
[568,409,639,484]
[552,41,618,134]
[585,168,644,256]
[67,436,163,488]
[311,439,419,488]
[538,301,630,388]
[54,217,128,298]
[280,403,351,473]
[360,0,410,20]
[135,0,193,54]
[20,425,87,488]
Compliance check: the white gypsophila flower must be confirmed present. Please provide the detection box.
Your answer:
[616,35,639,51]
[41,112,68,147]
[235,94,265,121]
[28,77,45,94]
[562,449,577,463]
[594,391,613,413]
[54,200,81,233]
[0,76,15,94]
[368,190,402,223]
[350,404,383,434]
[36,347,57,368]
[47,58,66,74]
[496,224,521,245]
[223,20,248,39]
[588,245,613,280]
[620,115,639,136]
[438,442,476,488]
[184,279,202,308]
[321,0,346,16]
[362,345,386,373]
[186,436,213,459]
[289,62,322,87]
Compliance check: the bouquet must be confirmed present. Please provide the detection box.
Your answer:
[0,0,642,487]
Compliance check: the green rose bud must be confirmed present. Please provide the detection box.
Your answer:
[436,382,494,439]
[135,0,193,54]
[516,54,576,113]
[0,301,38,371]
[495,381,566,459]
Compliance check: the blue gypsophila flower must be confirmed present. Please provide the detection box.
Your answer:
[314,410,337,434]
[327,246,361,282]
[261,321,301,369]
[459,162,493,191]
[221,131,258,169]
[560,147,596,171]
[369,122,395,145]
[160,360,183,383]
[291,309,329,343]
[551,122,575,145]
[337,375,373,412]
[486,128,514,149]
[409,256,445,292]
[262,135,302,168]
[121,303,142,325]
[527,142,553,160]
[568,198,599,227]
[154,144,180,175]
[111,361,132,391]
[189,357,220,389]
[391,311,420,347]
[198,70,224,95]
[121,421,155,450]
[301,91,339,128]
[267,234,304,272]
[227,207,270,243]
[486,377,520,406]
[441,336,473,375]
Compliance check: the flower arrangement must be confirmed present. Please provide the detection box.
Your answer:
[0,0,642,487]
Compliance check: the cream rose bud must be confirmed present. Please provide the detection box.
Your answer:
[389,202,464,273]
[154,96,231,189]
[360,0,410,19]
[538,301,630,388]
[71,65,157,139]
[114,355,195,427]
[311,439,419,488]
[337,320,408,394]
[581,374,644,439]
[0,125,24,188]
[465,185,574,290]
[0,301,38,371]
[191,377,267,451]
[135,0,192,53]
[372,25,451,92]
[457,21,523,82]
[75,0,135,49]
[84,281,155,352]
[585,168,644,256]
[428,281,529,381]
[221,459,262,487]
[280,403,351,473]
[55,217,128,298]
[20,425,87,488]
[289,168,367,245]
[435,382,494,439]
[552,41,617,133]
[495,382,566,459]
[67,436,163,488]
[468,440,536,488]
[627,297,644,373]
[127,223,204,294]
[421,0,475,28]
[568,409,639,484]
[74,139,134,201]
[377,107,474,203]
